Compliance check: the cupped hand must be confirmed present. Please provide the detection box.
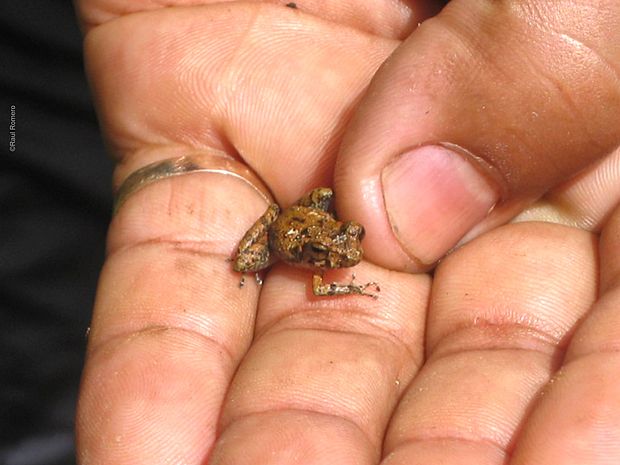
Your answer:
[75,1,620,464]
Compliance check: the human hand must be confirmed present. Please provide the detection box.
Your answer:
[74,1,620,464]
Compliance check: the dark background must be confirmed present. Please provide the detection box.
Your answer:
[0,1,113,464]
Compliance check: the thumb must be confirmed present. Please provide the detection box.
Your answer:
[335,0,620,271]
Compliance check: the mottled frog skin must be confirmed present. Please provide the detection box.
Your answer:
[233,187,378,297]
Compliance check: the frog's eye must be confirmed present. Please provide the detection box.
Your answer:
[310,243,327,253]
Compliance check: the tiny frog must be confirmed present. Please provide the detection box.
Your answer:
[233,187,379,297]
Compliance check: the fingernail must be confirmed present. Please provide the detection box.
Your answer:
[381,144,500,264]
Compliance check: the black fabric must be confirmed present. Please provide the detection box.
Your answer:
[1,1,113,464]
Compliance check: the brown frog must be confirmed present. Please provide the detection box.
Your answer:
[233,187,379,297]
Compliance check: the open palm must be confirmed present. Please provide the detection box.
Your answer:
[76,1,620,463]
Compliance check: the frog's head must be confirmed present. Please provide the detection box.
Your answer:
[303,221,365,269]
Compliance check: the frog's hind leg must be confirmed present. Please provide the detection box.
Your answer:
[296,187,333,212]
[233,204,280,281]
[312,272,380,299]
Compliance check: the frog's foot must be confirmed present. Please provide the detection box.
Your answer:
[312,273,380,299]
[349,273,380,294]
[238,272,264,288]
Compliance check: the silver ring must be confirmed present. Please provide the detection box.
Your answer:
[113,153,273,215]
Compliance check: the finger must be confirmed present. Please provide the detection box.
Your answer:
[512,145,620,231]
[381,222,597,464]
[208,263,430,464]
[84,3,396,204]
[76,172,268,463]
[509,204,620,464]
[77,0,429,38]
[335,0,620,271]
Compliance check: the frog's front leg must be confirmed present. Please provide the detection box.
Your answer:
[233,204,280,286]
[295,187,333,212]
[312,273,380,299]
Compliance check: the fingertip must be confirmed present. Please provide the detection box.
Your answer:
[335,143,501,272]
[334,171,427,273]
[381,144,500,264]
